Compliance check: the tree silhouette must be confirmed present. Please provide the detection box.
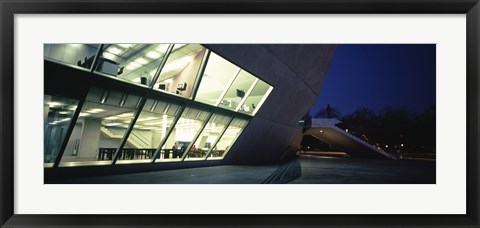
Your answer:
[314,105,342,118]
[339,105,436,154]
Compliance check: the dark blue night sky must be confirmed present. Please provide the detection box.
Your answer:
[309,44,436,117]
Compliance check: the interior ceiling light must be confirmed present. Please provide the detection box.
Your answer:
[107,46,122,55]
[137,117,158,122]
[118,44,133,48]
[118,113,133,117]
[102,52,117,60]
[126,61,142,71]
[87,108,105,113]
[47,102,63,107]
[146,51,161,59]
[156,44,169,52]
[134,57,148,65]
[79,113,90,117]
[104,122,122,126]
[55,118,71,123]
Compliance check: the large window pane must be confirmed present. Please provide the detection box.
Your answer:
[44,44,100,71]
[59,87,141,167]
[184,113,232,161]
[94,44,170,86]
[207,118,249,160]
[118,99,182,164]
[156,107,210,162]
[238,80,273,116]
[153,44,207,98]
[218,70,257,111]
[195,52,240,105]
[44,95,79,167]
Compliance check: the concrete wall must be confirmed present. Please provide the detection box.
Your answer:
[205,44,337,164]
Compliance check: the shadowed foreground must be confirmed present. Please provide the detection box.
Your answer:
[52,155,435,184]
[290,155,435,184]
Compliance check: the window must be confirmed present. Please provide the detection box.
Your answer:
[59,87,141,167]
[218,70,257,111]
[156,106,210,162]
[44,44,272,167]
[194,52,240,105]
[238,80,273,116]
[118,98,182,164]
[207,118,249,160]
[44,44,100,71]
[153,44,207,98]
[184,113,232,161]
[95,44,170,86]
[44,95,79,167]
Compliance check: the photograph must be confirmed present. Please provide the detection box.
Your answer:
[2,1,479,226]
[44,43,436,184]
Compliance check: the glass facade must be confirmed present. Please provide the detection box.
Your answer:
[96,44,170,86]
[184,113,232,161]
[207,118,249,160]
[238,80,274,116]
[44,44,101,71]
[44,95,79,166]
[44,43,273,167]
[60,87,141,167]
[219,70,257,111]
[118,99,182,164]
[195,52,240,105]
[157,107,210,162]
[153,44,207,98]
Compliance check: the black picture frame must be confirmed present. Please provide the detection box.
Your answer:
[1,0,479,227]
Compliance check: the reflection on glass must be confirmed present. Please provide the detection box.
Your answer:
[94,44,170,86]
[218,70,257,111]
[184,113,232,161]
[44,44,100,70]
[118,99,181,164]
[207,118,248,160]
[153,44,207,98]
[156,106,210,162]
[44,95,78,167]
[59,87,140,167]
[238,80,273,116]
[195,52,240,105]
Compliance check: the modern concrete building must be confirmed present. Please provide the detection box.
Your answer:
[43,44,337,181]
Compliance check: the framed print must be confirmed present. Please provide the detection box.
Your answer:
[1,0,479,227]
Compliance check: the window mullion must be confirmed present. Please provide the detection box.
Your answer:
[235,78,259,112]
[203,116,235,160]
[180,112,214,161]
[150,105,186,163]
[149,44,174,89]
[214,68,241,107]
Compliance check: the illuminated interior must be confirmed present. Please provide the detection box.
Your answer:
[44,43,273,167]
